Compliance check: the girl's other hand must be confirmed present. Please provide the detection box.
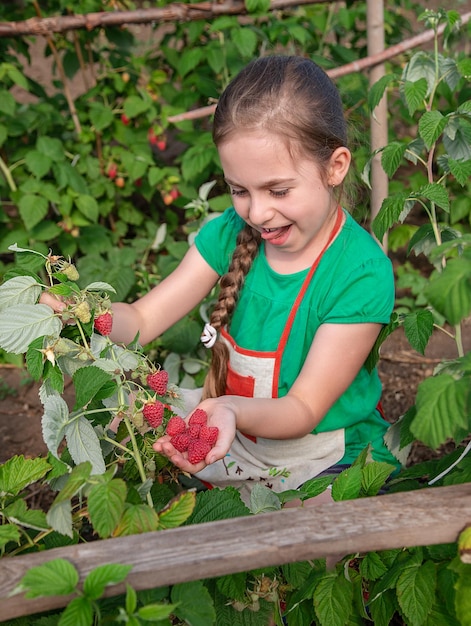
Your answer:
[152,398,237,473]
[39,291,66,313]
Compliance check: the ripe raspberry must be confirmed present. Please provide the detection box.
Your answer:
[147,370,169,395]
[94,312,113,336]
[188,423,201,439]
[166,415,186,437]
[171,431,191,452]
[142,402,164,428]
[200,425,219,446]
[188,408,208,426]
[187,439,211,464]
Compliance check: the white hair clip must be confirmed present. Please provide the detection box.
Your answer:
[201,322,217,349]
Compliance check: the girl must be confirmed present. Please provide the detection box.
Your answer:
[61,56,398,503]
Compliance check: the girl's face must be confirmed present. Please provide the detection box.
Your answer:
[218,130,351,273]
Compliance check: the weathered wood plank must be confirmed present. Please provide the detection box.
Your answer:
[1,483,470,621]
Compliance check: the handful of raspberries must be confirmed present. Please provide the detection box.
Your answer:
[165,409,219,464]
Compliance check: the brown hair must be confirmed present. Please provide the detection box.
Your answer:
[202,55,348,398]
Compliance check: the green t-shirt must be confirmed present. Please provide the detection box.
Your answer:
[195,207,397,466]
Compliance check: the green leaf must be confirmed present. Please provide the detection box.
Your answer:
[172,581,216,626]
[126,583,137,615]
[331,464,362,501]
[457,58,471,79]
[37,136,65,161]
[138,603,178,621]
[426,258,471,325]
[17,558,79,598]
[359,552,388,581]
[157,490,196,529]
[249,482,282,513]
[403,310,434,355]
[18,194,49,230]
[58,595,94,626]
[231,27,257,57]
[87,479,127,538]
[4,499,49,531]
[25,149,52,178]
[114,504,159,536]
[369,588,398,626]
[65,415,106,475]
[0,275,42,312]
[418,110,447,149]
[314,571,353,626]
[448,158,471,186]
[0,303,62,354]
[245,0,271,12]
[187,487,250,525]
[368,74,395,112]
[0,524,21,549]
[412,375,469,449]
[123,95,150,118]
[397,561,436,626]
[83,563,132,600]
[0,455,51,497]
[0,88,16,115]
[176,48,204,77]
[89,102,114,131]
[372,193,412,242]
[299,475,335,499]
[455,563,471,626]
[381,142,407,177]
[403,78,428,116]
[42,394,72,457]
[414,182,450,212]
[73,365,113,410]
[361,462,396,497]
[75,194,99,222]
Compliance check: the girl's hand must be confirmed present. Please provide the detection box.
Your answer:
[153,398,237,473]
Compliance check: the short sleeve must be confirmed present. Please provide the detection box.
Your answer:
[194,208,245,276]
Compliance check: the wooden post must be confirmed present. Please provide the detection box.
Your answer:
[367,0,389,250]
[1,483,470,620]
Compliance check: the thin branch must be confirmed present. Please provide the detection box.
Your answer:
[0,0,330,37]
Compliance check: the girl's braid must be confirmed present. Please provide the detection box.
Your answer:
[202,224,261,399]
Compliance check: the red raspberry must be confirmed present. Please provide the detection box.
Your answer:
[166,416,186,437]
[171,432,191,452]
[200,425,219,446]
[94,312,113,336]
[142,402,164,428]
[147,370,169,395]
[187,439,211,464]
[188,408,208,426]
[188,423,201,439]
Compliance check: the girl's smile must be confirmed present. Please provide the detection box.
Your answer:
[218,130,350,273]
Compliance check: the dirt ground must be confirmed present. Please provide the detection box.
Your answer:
[1,318,470,467]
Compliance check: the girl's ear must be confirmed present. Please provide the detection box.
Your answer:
[327,147,351,186]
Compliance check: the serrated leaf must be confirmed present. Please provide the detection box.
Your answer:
[0,454,51,497]
[138,603,178,621]
[412,375,469,449]
[397,561,436,626]
[426,258,471,325]
[369,588,398,626]
[83,563,132,600]
[403,78,428,116]
[361,462,396,496]
[368,74,395,111]
[372,193,412,242]
[65,415,106,475]
[299,475,335,499]
[381,142,407,177]
[448,158,471,186]
[46,498,73,536]
[414,182,450,212]
[26,336,46,380]
[172,581,216,626]
[87,479,127,538]
[455,563,471,625]
[331,464,362,501]
[403,310,434,355]
[4,499,49,531]
[0,303,62,354]
[85,281,116,293]
[17,558,79,598]
[0,275,42,312]
[0,524,21,549]
[418,110,447,149]
[113,504,159,536]
[187,486,250,525]
[25,149,52,178]
[231,26,257,57]
[123,95,150,118]
[249,482,282,513]
[157,490,196,529]
[75,193,99,222]
[57,595,94,626]
[359,552,388,581]
[314,572,353,626]
[72,365,113,410]
[41,394,71,456]
[18,194,49,230]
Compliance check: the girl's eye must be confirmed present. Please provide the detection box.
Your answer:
[270,189,289,197]
[230,188,247,197]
